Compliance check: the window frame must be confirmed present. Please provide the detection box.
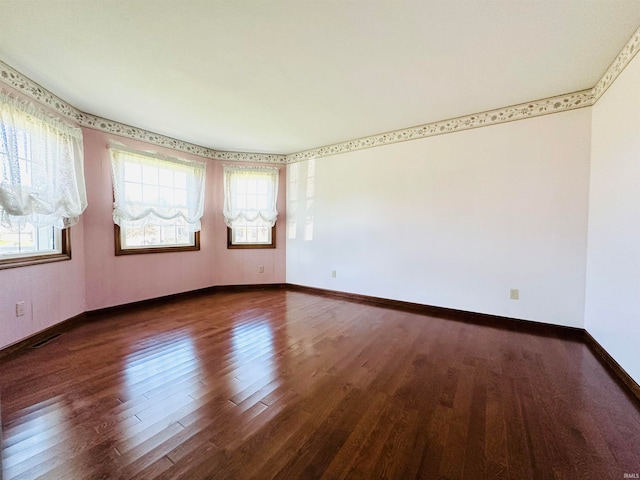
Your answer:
[109,143,206,256]
[223,165,279,250]
[114,225,200,256]
[0,93,86,269]
[0,227,71,270]
[227,225,276,249]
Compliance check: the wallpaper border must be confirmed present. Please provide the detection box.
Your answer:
[0,61,286,164]
[1,23,638,164]
[592,25,640,101]
[286,89,594,163]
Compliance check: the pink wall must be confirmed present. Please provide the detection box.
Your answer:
[0,223,86,349]
[0,86,87,349]
[0,96,285,349]
[82,128,286,311]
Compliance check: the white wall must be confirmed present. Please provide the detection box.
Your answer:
[287,109,592,327]
[585,52,640,385]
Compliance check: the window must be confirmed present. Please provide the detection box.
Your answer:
[0,224,71,269]
[0,92,86,269]
[109,143,206,255]
[223,165,279,248]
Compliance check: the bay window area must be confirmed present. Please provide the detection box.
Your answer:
[0,92,86,269]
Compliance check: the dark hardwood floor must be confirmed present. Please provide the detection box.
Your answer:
[1,289,639,479]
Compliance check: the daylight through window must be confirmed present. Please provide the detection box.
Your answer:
[0,92,86,268]
[223,165,279,248]
[109,143,206,255]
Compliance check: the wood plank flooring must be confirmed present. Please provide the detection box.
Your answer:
[1,289,639,479]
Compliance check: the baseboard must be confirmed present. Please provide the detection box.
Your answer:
[86,283,288,317]
[2,282,637,405]
[0,312,88,362]
[289,284,640,404]
[584,331,640,404]
[287,283,584,339]
[0,284,287,361]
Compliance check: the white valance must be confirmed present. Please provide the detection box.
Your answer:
[223,165,279,228]
[109,143,207,232]
[0,92,87,229]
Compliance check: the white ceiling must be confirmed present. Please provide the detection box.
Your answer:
[2,1,640,155]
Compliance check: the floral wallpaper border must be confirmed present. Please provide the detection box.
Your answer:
[286,90,594,163]
[592,25,640,101]
[0,61,286,164]
[1,22,638,164]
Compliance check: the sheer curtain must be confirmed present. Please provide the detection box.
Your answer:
[0,92,87,229]
[223,165,279,228]
[109,142,207,232]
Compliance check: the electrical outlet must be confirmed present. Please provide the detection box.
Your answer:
[331,270,337,278]
[16,301,26,317]
[258,265,264,273]
[509,289,519,300]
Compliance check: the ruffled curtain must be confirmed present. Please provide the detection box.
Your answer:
[223,165,279,228]
[0,92,87,229]
[109,142,206,232]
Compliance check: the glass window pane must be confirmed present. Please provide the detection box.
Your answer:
[158,187,174,205]
[161,225,177,244]
[143,225,159,245]
[235,227,246,243]
[142,165,159,185]
[124,182,143,202]
[124,162,142,183]
[174,189,187,206]
[174,171,187,189]
[158,168,174,187]
[124,226,145,247]
[17,224,36,253]
[0,223,60,257]
[142,185,159,204]
[121,224,194,249]
[176,227,189,244]
[247,227,258,243]
[36,225,55,251]
[257,227,269,242]
[19,161,32,187]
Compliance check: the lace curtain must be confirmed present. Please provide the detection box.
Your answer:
[223,165,279,228]
[109,143,207,232]
[0,92,87,229]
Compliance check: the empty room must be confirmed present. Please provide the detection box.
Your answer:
[1,1,639,479]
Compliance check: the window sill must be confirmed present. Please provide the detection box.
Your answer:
[0,252,72,270]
